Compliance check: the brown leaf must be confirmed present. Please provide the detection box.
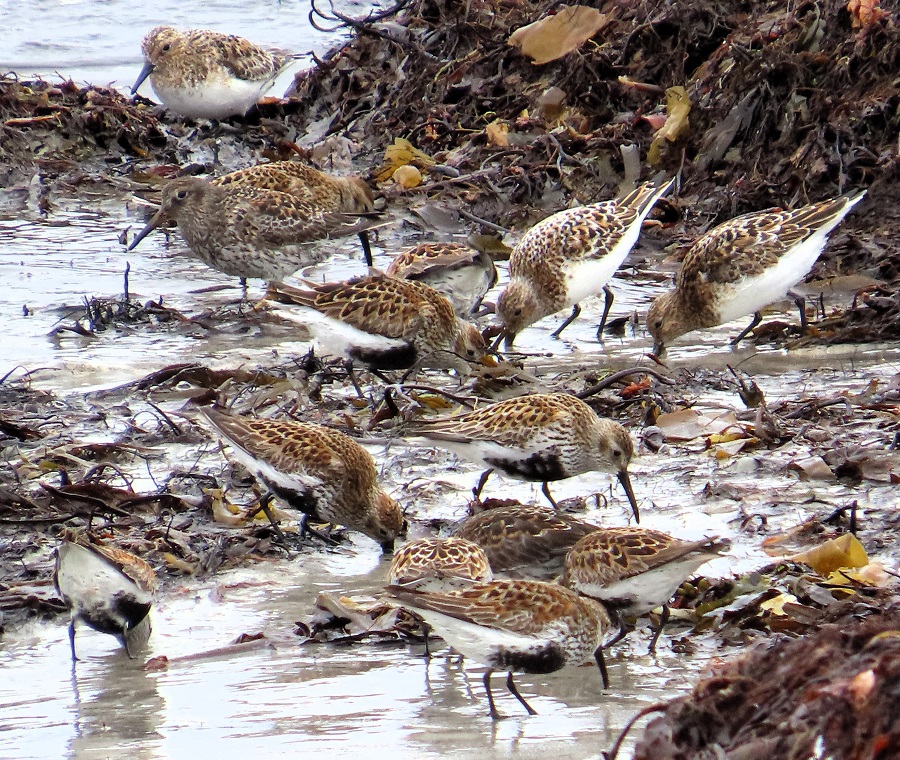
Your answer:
[508,6,609,65]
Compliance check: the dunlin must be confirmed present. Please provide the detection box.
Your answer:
[385,242,497,316]
[212,161,377,266]
[647,191,866,356]
[409,393,640,519]
[389,536,493,656]
[496,179,672,346]
[199,407,404,552]
[453,504,601,580]
[386,579,612,718]
[132,26,299,120]
[560,528,728,652]
[54,541,157,660]
[127,176,382,284]
[265,276,485,372]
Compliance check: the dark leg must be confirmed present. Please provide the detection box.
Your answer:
[603,619,635,650]
[358,231,374,268]
[788,289,808,333]
[731,311,762,346]
[551,304,581,339]
[483,669,502,720]
[245,491,288,545]
[422,621,433,659]
[596,285,614,341]
[593,645,610,689]
[647,604,670,654]
[123,630,135,659]
[473,469,493,501]
[505,671,537,715]
[68,621,78,662]
[541,481,558,509]
[298,513,340,546]
[343,359,365,398]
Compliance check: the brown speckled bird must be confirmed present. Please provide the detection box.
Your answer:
[647,192,865,356]
[127,176,382,283]
[54,541,158,660]
[265,275,486,372]
[389,537,493,590]
[212,161,376,266]
[497,179,672,346]
[453,504,601,580]
[132,26,300,120]
[199,408,404,552]
[561,528,728,652]
[386,242,497,316]
[385,579,612,718]
[409,393,640,519]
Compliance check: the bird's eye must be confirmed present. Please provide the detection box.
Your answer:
[175,189,188,200]
[654,319,663,329]
[514,308,523,316]
[162,43,171,52]
[612,449,622,458]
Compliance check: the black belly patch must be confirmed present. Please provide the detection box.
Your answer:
[491,642,566,674]
[486,451,567,481]
[266,482,320,520]
[349,342,417,371]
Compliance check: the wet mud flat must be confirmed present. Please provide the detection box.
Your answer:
[2,0,900,756]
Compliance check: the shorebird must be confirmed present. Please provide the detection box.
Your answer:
[385,242,497,316]
[647,191,866,356]
[496,179,672,346]
[560,528,728,652]
[453,504,601,580]
[264,276,485,373]
[212,161,377,266]
[199,407,405,553]
[385,579,612,718]
[54,541,157,660]
[408,393,640,520]
[127,176,382,285]
[132,26,300,120]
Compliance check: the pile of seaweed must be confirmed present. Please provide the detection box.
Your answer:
[628,600,900,760]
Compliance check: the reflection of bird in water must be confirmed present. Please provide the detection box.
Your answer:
[54,541,157,660]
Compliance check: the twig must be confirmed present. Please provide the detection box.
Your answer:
[458,209,510,235]
[604,702,669,760]
[402,384,477,408]
[577,367,675,399]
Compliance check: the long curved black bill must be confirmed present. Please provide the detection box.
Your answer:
[617,469,640,524]
[128,209,165,251]
[131,61,154,95]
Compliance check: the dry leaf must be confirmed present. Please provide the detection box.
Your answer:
[788,456,834,480]
[760,592,798,616]
[648,86,692,165]
[485,119,510,147]
[393,165,423,188]
[375,137,435,182]
[656,409,741,442]
[509,5,608,65]
[847,0,887,28]
[791,534,869,575]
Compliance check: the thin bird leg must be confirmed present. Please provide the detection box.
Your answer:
[603,618,635,650]
[68,621,78,662]
[596,284,615,341]
[245,491,288,545]
[421,620,433,659]
[550,303,582,339]
[358,231,374,268]
[123,629,136,659]
[506,671,537,715]
[594,645,610,690]
[788,289,808,333]
[483,669,502,720]
[647,604,671,654]
[473,469,494,501]
[541,481,558,509]
[730,311,762,346]
[298,513,340,546]
[343,360,365,398]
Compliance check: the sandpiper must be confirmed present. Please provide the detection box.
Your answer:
[199,407,405,553]
[560,528,728,652]
[386,579,612,718]
[408,393,640,519]
[385,242,498,316]
[647,191,866,356]
[127,176,382,285]
[453,504,601,580]
[132,26,300,120]
[389,536,493,656]
[264,276,486,373]
[212,161,377,266]
[496,179,672,346]
[54,541,157,660]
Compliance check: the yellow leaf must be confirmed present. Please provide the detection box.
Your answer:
[508,6,608,66]
[416,394,454,410]
[393,165,422,188]
[375,137,435,182]
[824,561,892,588]
[485,119,510,147]
[648,86,692,165]
[760,592,798,616]
[163,552,197,574]
[791,534,869,575]
[707,432,746,444]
